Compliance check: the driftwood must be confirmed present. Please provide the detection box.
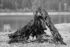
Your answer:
[8,7,66,45]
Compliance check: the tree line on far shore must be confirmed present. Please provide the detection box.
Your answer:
[0,0,70,11]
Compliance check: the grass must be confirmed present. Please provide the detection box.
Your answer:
[0,23,70,47]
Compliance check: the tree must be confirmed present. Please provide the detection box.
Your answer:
[0,0,32,9]
[1,0,16,9]
[21,0,32,9]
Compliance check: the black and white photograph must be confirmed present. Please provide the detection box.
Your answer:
[0,0,70,47]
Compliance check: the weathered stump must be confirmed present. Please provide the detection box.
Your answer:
[8,7,66,45]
